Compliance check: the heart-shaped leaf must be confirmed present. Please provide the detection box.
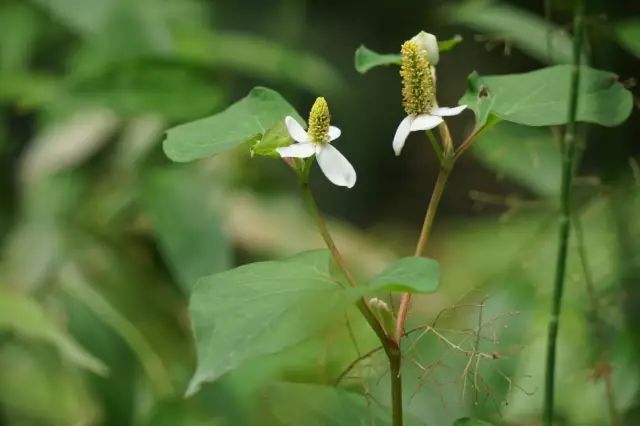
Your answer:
[163,87,302,162]
[187,250,361,396]
[460,65,633,128]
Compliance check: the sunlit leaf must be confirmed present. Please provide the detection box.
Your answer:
[445,1,575,64]
[460,65,633,127]
[187,250,361,396]
[616,19,640,58]
[0,286,108,375]
[142,167,231,293]
[369,257,440,293]
[163,87,302,162]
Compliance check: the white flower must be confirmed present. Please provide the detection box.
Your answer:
[276,116,357,188]
[411,31,439,65]
[392,105,467,156]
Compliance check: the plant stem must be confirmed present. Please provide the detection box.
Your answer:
[300,183,403,425]
[543,1,585,424]
[395,153,454,341]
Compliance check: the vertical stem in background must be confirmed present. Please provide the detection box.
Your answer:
[543,0,585,424]
[300,183,403,426]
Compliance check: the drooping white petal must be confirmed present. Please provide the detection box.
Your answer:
[316,144,357,188]
[392,115,413,156]
[284,116,310,142]
[430,105,467,117]
[410,114,443,131]
[276,142,316,158]
[328,126,341,142]
[411,31,439,65]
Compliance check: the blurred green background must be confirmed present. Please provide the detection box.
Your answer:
[0,0,639,424]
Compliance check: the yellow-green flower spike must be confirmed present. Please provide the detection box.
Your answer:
[400,40,436,115]
[307,97,331,144]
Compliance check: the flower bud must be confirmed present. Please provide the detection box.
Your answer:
[411,31,439,65]
[369,297,396,339]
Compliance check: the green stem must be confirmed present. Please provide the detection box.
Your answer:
[395,153,454,340]
[300,183,402,425]
[543,1,585,424]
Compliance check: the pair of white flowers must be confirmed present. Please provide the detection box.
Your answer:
[276,32,466,188]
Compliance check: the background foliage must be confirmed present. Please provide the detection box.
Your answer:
[0,0,639,425]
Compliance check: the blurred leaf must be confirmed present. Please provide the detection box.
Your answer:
[0,286,108,375]
[0,344,98,425]
[0,72,58,107]
[0,3,39,72]
[354,36,462,74]
[142,167,231,293]
[460,65,633,127]
[187,250,361,395]
[59,62,222,121]
[265,382,424,426]
[250,120,296,158]
[616,19,640,58]
[369,257,440,293]
[32,0,173,56]
[445,1,575,64]
[30,0,114,35]
[163,87,301,162]
[354,45,401,74]
[20,109,119,185]
[265,382,389,425]
[472,122,561,197]
[181,32,345,95]
[59,263,173,395]
[454,418,494,426]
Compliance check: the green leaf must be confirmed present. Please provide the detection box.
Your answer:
[454,418,494,426]
[459,65,633,127]
[163,87,301,162]
[265,382,424,426]
[438,34,463,52]
[354,45,401,74]
[142,167,232,293]
[472,122,561,197]
[445,1,575,64]
[187,250,361,395]
[0,286,108,375]
[60,263,173,394]
[184,33,346,95]
[354,36,462,74]
[369,257,439,293]
[250,120,295,158]
[616,19,640,58]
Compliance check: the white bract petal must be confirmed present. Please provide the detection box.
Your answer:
[316,144,356,188]
[392,115,413,156]
[284,116,310,142]
[431,105,467,117]
[410,114,443,131]
[411,31,439,65]
[328,126,341,142]
[276,142,316,158]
